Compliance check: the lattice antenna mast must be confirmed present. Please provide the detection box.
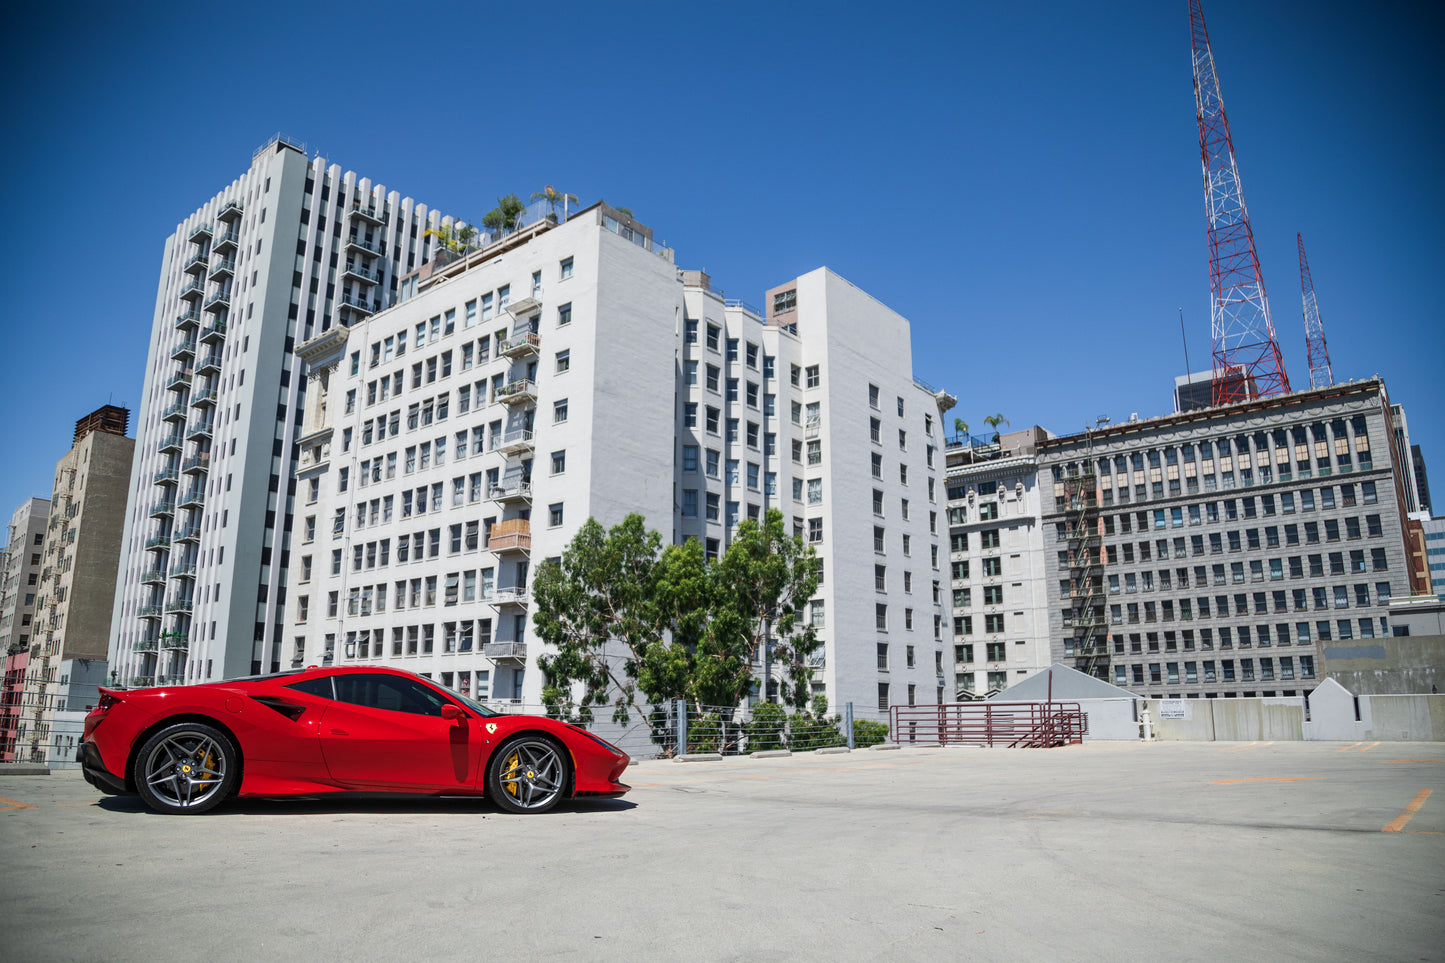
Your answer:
[1190,0,1290,405]
[1297,233,1333,389]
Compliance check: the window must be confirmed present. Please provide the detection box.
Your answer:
[808,518,823,543]
[553,398,568,423]
[555,349,570,373]
[551,450,566,475]
[549,503,564,527]
[805,365,820,388]
[682,445,698,472]
[684,319,698,343]
[559,256,573,280]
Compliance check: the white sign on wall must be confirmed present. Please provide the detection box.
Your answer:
[1158,699,1189,720]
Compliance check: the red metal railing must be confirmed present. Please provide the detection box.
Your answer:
[889,702,1087,748]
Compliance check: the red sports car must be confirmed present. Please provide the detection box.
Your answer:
[77,665,630,815]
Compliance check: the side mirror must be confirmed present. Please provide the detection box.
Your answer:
[440,704,466,721]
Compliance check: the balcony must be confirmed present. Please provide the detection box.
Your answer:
[129,676,156,688]
[342,262,381,284]
[165,598,193,614]
[178,488,206,509]
[490,587,530,608]
[217,200,243,222]
[142,567,167,585]
[490,519,531,555]
[160,401,188,422]
[137,604,163,620]
[161,635,190,652]
[497,380,536,406]
[144,535,172,553]
[170,339,197,362]
[133,639,159,653]
[167,368,193,390]
[181,453,210,475]
[174,524,201,543]
[500,332,540,359]
[483,642,527,663]
[186,421,213,441]
[169,560,197,579]
[345,235,384,257]
[187,223,212,243]
[179,279,206,301]
[489,478,532,504]
[505,293,542,319]
[157,432,184,454]
[149,499,176,518]
[338,293,377,316]
[200,319,228,344]
[203,289,230,313]
[175,308,201,330]
[207,257,235,280]
[196,351,222,375]
[211,228,239,253]
[348,204,385,226]
[153,466,180,486]
[183,251,209,276]
[190,387,219,408]
[157,674,186,686]
[496,427,534,455]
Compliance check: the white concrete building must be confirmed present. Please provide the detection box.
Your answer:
[286,202,954,718]
[945,427,1054,698]
[109,137,457,685]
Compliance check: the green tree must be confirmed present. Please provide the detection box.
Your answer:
[481,194,527,234]
[984,412,1010,442]
[424,223,478,257]
[531,185,578,219]
[953,417,969,442]
[533,509,819,724]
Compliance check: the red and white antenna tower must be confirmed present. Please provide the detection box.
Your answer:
[1297,233,1333,389]
[1190,0,1291,405]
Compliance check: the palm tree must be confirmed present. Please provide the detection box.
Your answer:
[531,186,578,220]
[424,223,479,258]
[984,413,1010,443]
[953,417,969,444]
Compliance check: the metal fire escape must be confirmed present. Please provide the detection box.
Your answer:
[1064,452,1107,677]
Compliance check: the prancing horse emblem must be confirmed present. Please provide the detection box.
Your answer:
[485,723,498,734]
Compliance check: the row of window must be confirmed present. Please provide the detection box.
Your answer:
[875,642,946,673]
[1120,655,1316,686]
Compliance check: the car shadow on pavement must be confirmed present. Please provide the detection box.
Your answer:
[93,793,636,817]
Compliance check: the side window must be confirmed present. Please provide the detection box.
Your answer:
[333,674,449,716]
[286,676,335,699]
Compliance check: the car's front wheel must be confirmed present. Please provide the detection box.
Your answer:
[487,735,570,814]
[134,722,238,815]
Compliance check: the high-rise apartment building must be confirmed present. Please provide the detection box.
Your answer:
[109,137,456,686]
[12,406,134,763]
[1039,378,1421,698]
[0,497,50,759]
[945,427,1054,698]
[286,202,954,716]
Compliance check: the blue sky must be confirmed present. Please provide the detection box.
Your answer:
[1,0,1440,519]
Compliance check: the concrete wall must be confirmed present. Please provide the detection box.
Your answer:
[1323,634,1445,695]
[1076,698,1141,740]
[1366,694,1445,742]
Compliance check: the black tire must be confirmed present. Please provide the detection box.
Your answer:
[486,735,570,814]
[134,722,239,815]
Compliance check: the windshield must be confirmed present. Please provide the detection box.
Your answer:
[437,684,500,718]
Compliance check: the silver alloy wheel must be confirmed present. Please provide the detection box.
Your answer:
[493,738,566,812]
[141,729,228,810]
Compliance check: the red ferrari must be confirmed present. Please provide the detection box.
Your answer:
[77,665,630,815]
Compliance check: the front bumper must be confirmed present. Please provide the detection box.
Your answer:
[77,741,129,795]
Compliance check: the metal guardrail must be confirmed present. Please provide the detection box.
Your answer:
[889,701,1087,748]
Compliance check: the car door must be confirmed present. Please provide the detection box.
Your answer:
[317,673,481,791]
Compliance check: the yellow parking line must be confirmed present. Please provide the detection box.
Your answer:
[1358,742,1381,752]
[0,796,37,811]
[1337,742,1363,752]
[1383,789,1432,833]
[1210,777,1322,785]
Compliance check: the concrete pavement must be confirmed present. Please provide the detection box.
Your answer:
[1,740,1441,961]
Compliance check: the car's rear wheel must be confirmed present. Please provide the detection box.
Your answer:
[134,722,238,815]
[487,735,570,814]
